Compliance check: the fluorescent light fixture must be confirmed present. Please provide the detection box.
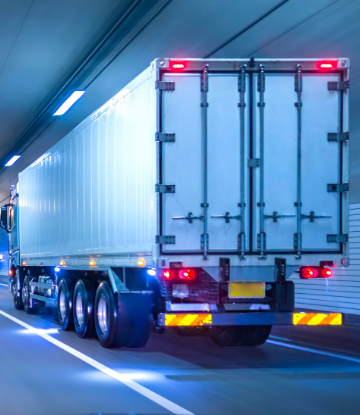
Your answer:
[5,155,21,166]
[53,91,85,116]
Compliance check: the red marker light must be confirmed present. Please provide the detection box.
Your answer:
[8,270,13,276]
[171,62,185,69]
[318,61,337,70]
[179,269,196,280]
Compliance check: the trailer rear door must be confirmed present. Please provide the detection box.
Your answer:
[254,72,342,254]
[159,65,345,257]
[160,72,249,254]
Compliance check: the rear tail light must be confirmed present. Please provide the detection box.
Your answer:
[163,269,175,280]
[321,268,332,278]
[317,61,337,70]
[162,268,196,280]
[178,269,196,280]
[301,267,319,279]
[300,266,332,279]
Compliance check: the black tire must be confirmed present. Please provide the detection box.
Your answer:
[57,278,74,330]
[94,281,130,348]
[73,279,95,338]
[210,325,272,347]
[22,275,39,314]
[121,294,152,348]
[210,327,245,347]
[175,327,199,337]
[241,325,272,346]
[14,288,23,310]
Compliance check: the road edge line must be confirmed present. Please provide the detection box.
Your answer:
[0,310,194,415]
[267,339,360,364]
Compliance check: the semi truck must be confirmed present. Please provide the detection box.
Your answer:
[0,57,349,348]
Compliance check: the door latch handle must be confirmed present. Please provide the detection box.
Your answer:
[264,211,296,223]
[173,212,204,224]
[211,212,241,223]
[301,211,331,222]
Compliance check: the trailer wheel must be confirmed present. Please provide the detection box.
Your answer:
[210,327,244,347]
[121,294,152,348]
[22,275,39,314]
[94,281,129,348]
[210,325,272,347]
[73,279,95,338]
[240,325,272,346]
[57,278,74,331]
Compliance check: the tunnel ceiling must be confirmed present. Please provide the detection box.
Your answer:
[0,0,357,203]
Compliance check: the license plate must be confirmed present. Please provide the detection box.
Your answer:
[229,282,265,298]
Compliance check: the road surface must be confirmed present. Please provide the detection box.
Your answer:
[0,283,359,415]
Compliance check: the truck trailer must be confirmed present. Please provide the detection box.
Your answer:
[1,57,349,348]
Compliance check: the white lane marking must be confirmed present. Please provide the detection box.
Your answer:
[268,339,360,364]
[0,283,8,287]
[0,310,193,415]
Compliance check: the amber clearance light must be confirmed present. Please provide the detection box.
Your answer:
[137,259,146,267]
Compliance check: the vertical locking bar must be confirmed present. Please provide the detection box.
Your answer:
[155,67,162,257]
[294,64,303,259]
[238,65,246,259]
[257,65,266,259]
[201,65,209,259]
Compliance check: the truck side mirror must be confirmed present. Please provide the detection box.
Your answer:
[1,205,11,233]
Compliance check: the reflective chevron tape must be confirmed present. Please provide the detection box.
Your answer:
[293,313,342,326]
[164,314,212,326]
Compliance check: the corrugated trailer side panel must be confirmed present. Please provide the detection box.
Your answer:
[19,67,157,259]
[292,202,360,315]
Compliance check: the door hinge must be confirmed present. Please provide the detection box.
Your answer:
[328,132,349,142]
[327,183,349,193]
[248,158,260,168]
[328,81,349,91]
[155,81,175,91]
[156,235,176,244]
[155,184,175,193]
[327,234,348,243]
[155,132,175,142]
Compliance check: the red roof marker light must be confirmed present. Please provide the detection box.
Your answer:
[171,62,185,70]
[317,61,337,70]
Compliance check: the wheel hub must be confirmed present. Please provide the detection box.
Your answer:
[59,291,67,320]
[75,292,85,327]
[97,296,109,335]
